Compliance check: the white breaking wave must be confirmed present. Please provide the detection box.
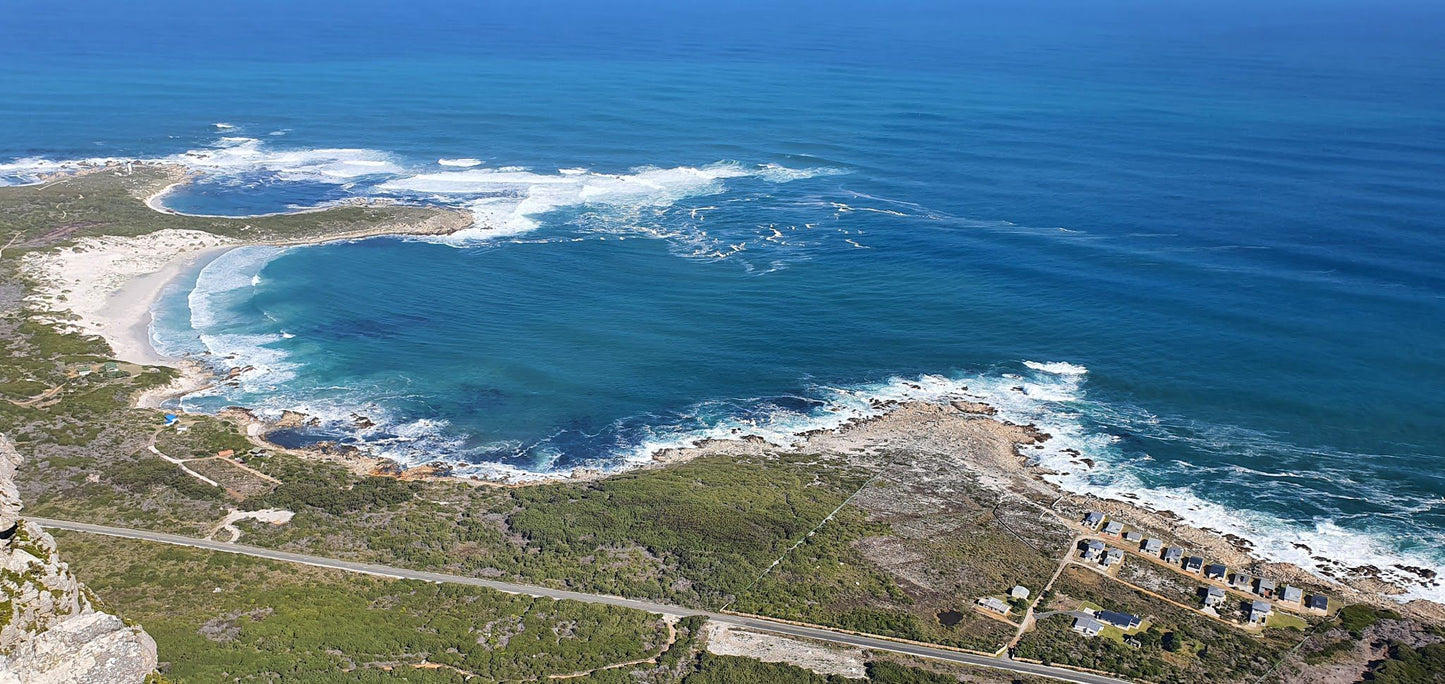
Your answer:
[188,246,287,328]
[0,156,128,186]
[1023,360,1089,375]
[437,158,482,167]
[164,137,405,182]
[378,162,841,239]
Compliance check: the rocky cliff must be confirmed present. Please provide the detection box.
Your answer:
[0,435,156,683]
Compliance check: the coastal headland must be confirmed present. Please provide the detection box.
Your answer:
[2,164,1443,682]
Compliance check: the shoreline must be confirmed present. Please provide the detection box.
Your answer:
[14,163,1445,622]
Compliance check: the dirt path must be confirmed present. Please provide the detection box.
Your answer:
[146,426,221,488]
[549,620,677,680]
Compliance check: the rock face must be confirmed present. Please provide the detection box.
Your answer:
[0,435,157,683]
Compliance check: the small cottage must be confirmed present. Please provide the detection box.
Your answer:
[977,597,1010,615]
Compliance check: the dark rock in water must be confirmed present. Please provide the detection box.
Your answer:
[1225,534,1256,550]
[351,414,376,430]
[1080,458,1095,468]
[937,610,964,627]
[1293,542,1312,552]
[1011,386,1025,393]
[1393,564,1438,580]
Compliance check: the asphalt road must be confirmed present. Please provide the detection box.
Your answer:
[35,516,1128,684]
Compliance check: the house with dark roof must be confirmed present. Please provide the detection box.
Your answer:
[1184,556,1204,573]
[1306,595,1329,612]
[1082,511,1105,529]
[1097,610,1141,630]
[1204,563,1227,580]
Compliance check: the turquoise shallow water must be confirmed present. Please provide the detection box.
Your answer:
[4,0,1445,597]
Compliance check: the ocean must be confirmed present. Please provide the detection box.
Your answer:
[3,0,1444,599]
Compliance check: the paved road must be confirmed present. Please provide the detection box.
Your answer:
[36,517,1128,684]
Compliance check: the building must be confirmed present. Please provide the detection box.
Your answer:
[1072,616,1105,637]
[1162,547,1184,564]
[1184,556,1204,573]
[1123,530,1143,543]
[1082,539,1106,560]
[1256,578,1278,598]
[1010,586,1030,600]
[1203,586,1226,607]
[1281,586,1304,604]
[1249,600,1273,624]
[1082,511,1105,529]
[977,597,1010,615]
[1141,538,1163,554]
[1102,521,1125,536]
[1230,572,1253,591]
[1102,549,1125,567]
[1204,563,1227,580]
[1306,595,1329,612]
[1097,610,1141,630]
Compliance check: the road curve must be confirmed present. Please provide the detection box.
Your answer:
[35,517,1128,684]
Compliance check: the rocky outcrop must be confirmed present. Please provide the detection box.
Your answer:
[0,435,156,683]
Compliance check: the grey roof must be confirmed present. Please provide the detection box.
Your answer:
[1257,578,1278,590]
[1281,586,1304,601]
[1102,521,1124,535]
[1072,616,1105,635]
[1142,538,1163,551]
[1123,530,1142,542]
[1231,572,1253,585]
[1083,511,1105,526]
[978,597,1010,613]
[1251,600,1273,614]
[1206,586,1226,597]
[1163,547,1184,559]
[1010,585,1030,598]
[1102,549,1124,565]
[1085,539,1106,551]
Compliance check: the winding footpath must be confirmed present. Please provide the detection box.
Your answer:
[34,517,1128,684]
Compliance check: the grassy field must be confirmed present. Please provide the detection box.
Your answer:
[58,533,674,683]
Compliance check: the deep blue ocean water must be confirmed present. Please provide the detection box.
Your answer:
[4,0,1444,597]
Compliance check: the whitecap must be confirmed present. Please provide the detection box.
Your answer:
[1023,360,1089,375]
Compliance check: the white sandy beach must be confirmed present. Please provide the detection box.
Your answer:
[21,229,237,366]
